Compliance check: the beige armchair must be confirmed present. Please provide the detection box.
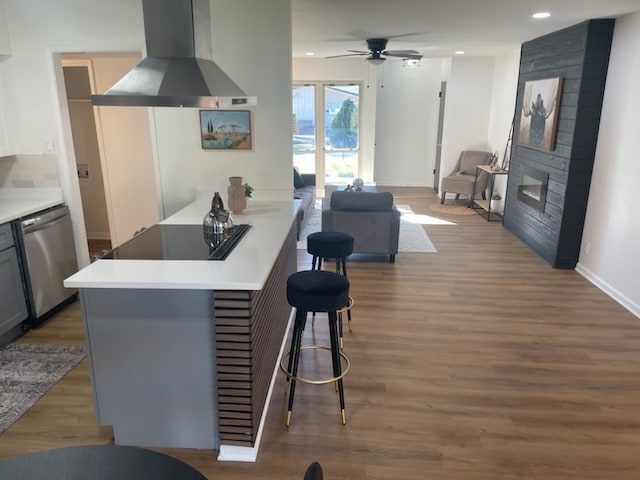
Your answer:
[321,191,401,263]
[440,150,492,206]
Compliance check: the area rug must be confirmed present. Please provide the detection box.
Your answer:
[297,204,437,253]
[429,202,477,216]
[0,343,86,435]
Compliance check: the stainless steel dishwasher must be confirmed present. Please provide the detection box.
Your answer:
[18,205,79,327]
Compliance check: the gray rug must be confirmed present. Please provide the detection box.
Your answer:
[0,343,86,435]
[297,204,437,253]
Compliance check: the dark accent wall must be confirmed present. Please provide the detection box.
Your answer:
[503,19,614,268]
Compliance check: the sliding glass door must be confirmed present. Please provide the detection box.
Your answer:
[292,82,361,187]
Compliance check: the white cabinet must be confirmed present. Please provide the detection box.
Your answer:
[0,72,16,157]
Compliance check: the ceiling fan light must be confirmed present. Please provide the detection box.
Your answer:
[403,58,421,68]
[367,57,386,65]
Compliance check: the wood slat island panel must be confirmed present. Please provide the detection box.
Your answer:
[215,225,296,446]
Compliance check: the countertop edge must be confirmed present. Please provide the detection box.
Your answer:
[64,199,299,291]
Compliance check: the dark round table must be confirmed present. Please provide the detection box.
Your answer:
[0,445,207,479]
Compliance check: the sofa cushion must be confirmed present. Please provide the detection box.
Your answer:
[330,191,394,212]
[293,167,306,189]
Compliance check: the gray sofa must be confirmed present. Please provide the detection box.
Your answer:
[321,191,401,263]
[294,170,316,239]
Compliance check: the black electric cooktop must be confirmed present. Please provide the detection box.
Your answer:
[102,224,251,261]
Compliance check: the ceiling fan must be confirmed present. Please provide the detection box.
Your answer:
[327,38,422,64]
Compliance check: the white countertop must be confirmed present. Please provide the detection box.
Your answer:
[64,196,300,290]
[0,188,64,224]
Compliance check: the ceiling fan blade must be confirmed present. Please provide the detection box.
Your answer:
[346,49,370,54]
[326,52,368,59]
[383,49,422,58]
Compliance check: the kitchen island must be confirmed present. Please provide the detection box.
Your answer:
[64,196,299,462]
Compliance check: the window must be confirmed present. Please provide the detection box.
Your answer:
[292,82,361,186]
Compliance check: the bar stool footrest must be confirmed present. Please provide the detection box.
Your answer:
[280,345,350,384]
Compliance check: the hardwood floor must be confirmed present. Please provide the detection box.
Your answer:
[2,187,639,479]
[87,238,111,260]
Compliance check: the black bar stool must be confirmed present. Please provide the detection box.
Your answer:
[281,270,350,426]
[306,231,355,347]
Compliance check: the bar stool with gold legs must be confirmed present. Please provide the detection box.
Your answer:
[306,231,354,347]
[281,270,350,426]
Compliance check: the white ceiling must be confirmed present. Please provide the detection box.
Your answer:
[292,0,640,59]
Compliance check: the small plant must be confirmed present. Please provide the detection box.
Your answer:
[243,183,254,198]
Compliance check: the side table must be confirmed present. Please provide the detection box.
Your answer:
[471,164,508,222]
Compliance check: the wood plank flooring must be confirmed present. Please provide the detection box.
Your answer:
[1,187,639,479]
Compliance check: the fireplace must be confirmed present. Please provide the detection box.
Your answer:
[517,166,549,212]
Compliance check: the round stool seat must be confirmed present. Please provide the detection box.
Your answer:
[287,270,349,313]
[307,232,354,259]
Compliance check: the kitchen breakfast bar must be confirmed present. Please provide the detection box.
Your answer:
[64,197,299,462]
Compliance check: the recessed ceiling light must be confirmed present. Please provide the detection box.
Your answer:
[304,52,315,56]
[455,50,465,55]
[532,12,551,19]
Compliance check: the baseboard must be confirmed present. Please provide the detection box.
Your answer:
[575,262,640,318]
[217,306,296,462]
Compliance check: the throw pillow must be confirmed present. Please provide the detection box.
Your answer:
[293,167,306,189]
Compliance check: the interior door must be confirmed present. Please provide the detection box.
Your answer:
[433,81,446,192]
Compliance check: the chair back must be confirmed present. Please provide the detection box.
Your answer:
[458,150,491,174]
[330,191,394,211]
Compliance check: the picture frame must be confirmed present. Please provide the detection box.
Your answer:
[200,110,252,150]
[518,77,563,152]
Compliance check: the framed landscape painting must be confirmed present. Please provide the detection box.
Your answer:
[518,77,563,152]
[200,110,252,150]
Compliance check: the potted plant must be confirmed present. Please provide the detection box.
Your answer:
[244,182,254,198]
[490,192,502,211]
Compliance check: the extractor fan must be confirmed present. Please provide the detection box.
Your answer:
[327,38,422,65]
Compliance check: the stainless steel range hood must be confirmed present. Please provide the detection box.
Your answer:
[91,0,256,108]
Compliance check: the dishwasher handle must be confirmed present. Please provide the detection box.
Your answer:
[21,206,70,233]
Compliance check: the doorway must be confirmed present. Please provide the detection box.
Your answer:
[58,53,160,256]
[433,81,446,192]
[62,60,111,259]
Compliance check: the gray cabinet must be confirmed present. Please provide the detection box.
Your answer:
[0,223,28,340]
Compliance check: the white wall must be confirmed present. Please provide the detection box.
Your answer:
[2,0,144,266]
[439,56,495,188]
[487,46,521,198]
[374,58,443,186]
[292,57,377,183]
[576,11,640,317]
[2,0,143,154]
[2,0,291,257]
[156,0,292,216]
[293,57,454,188]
